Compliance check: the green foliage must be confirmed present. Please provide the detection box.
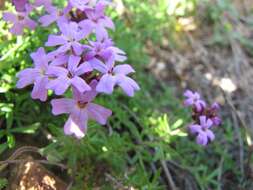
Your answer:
[0,178,8,190]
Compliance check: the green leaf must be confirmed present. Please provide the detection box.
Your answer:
[0,143,8,154]
[7,134,15,148]
[10,122,40,134]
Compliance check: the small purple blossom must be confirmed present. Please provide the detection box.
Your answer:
[189,116,215,146]
[51,80,112,138]
[45,22,87,55]
[16,48,50,101]
[92,61,140,96]
[3,6,36,35]
[46,55,92,95]
[87,38,127,65]
[184,90,206,111]
[39,6,63,27]
[79,1,114,40]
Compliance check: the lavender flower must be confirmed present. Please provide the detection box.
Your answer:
[46,55,92,95]
[39,6,63,27]
[3,5,36,35]
[184,90,206,111]
[45,22,88,55]
[51,80,112,138]
[189,116,215,146]
[87,38,127,65]
[16,48,50,101]
[79,1,114,40]
[92,61,140,96]
[209,103,222,126]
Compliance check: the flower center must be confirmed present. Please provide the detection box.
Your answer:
[77,101,87,109]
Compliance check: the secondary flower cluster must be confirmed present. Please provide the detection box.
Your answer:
[183,90,222,146]
[4,0,140,138]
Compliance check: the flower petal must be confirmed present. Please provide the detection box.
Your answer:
[89,58,108,73]
[71,76,91,93]
[51,98,75,115]
[113,64,135,75]
[31,77,48,101]
[64,116,86,139]
[188,124,201,134]
[96,74,116,94]
[196,132,208,146]
[87,103,112,125]
[45,34,67,46]
[68,55,81,73]
[16,68,39,88]
[116,75,140,97]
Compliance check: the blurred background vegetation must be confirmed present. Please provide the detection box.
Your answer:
[1,0,253,189]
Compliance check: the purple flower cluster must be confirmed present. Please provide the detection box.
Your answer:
[4,0,140,138]
[183,90,222,146]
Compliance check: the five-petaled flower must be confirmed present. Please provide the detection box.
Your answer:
[16,48,50,101]
[51,80,112,139]
[3,5,36,35]
[189,116,215,146]
[184,90,206,111]
[92,61,140,96]
[46,55,92,95]
[45,22,88,55]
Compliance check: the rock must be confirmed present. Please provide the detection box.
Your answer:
[8,156,67,190]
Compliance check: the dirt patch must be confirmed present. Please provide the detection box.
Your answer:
[8,155,67,190]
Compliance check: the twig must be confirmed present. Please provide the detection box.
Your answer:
[105,173,127,190]
[161,160,177,190]
[0,159,67,169]
[0,146,39,172]
[217,156,224,190]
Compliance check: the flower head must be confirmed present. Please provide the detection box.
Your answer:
[92,60,140,96]
[16,48,50,101]
[46,55,92,95]
[51,80,112,138]
[189,116,215,146]
[45,21,88,55]
[79,1,114,40]
[184,90,206,111]
[3,5,37,35]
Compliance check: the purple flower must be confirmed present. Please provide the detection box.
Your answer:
[16,48,50,101]
[51,80,112,139]
[45,22,88,55]
[3,6,37,35]
[46,55,92,95]
[183,90,206,111]
[39,6,66,27]
[87,38,127,65]
[92,60,139,96]
[79,1,114,40]
[189,116,215,146]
